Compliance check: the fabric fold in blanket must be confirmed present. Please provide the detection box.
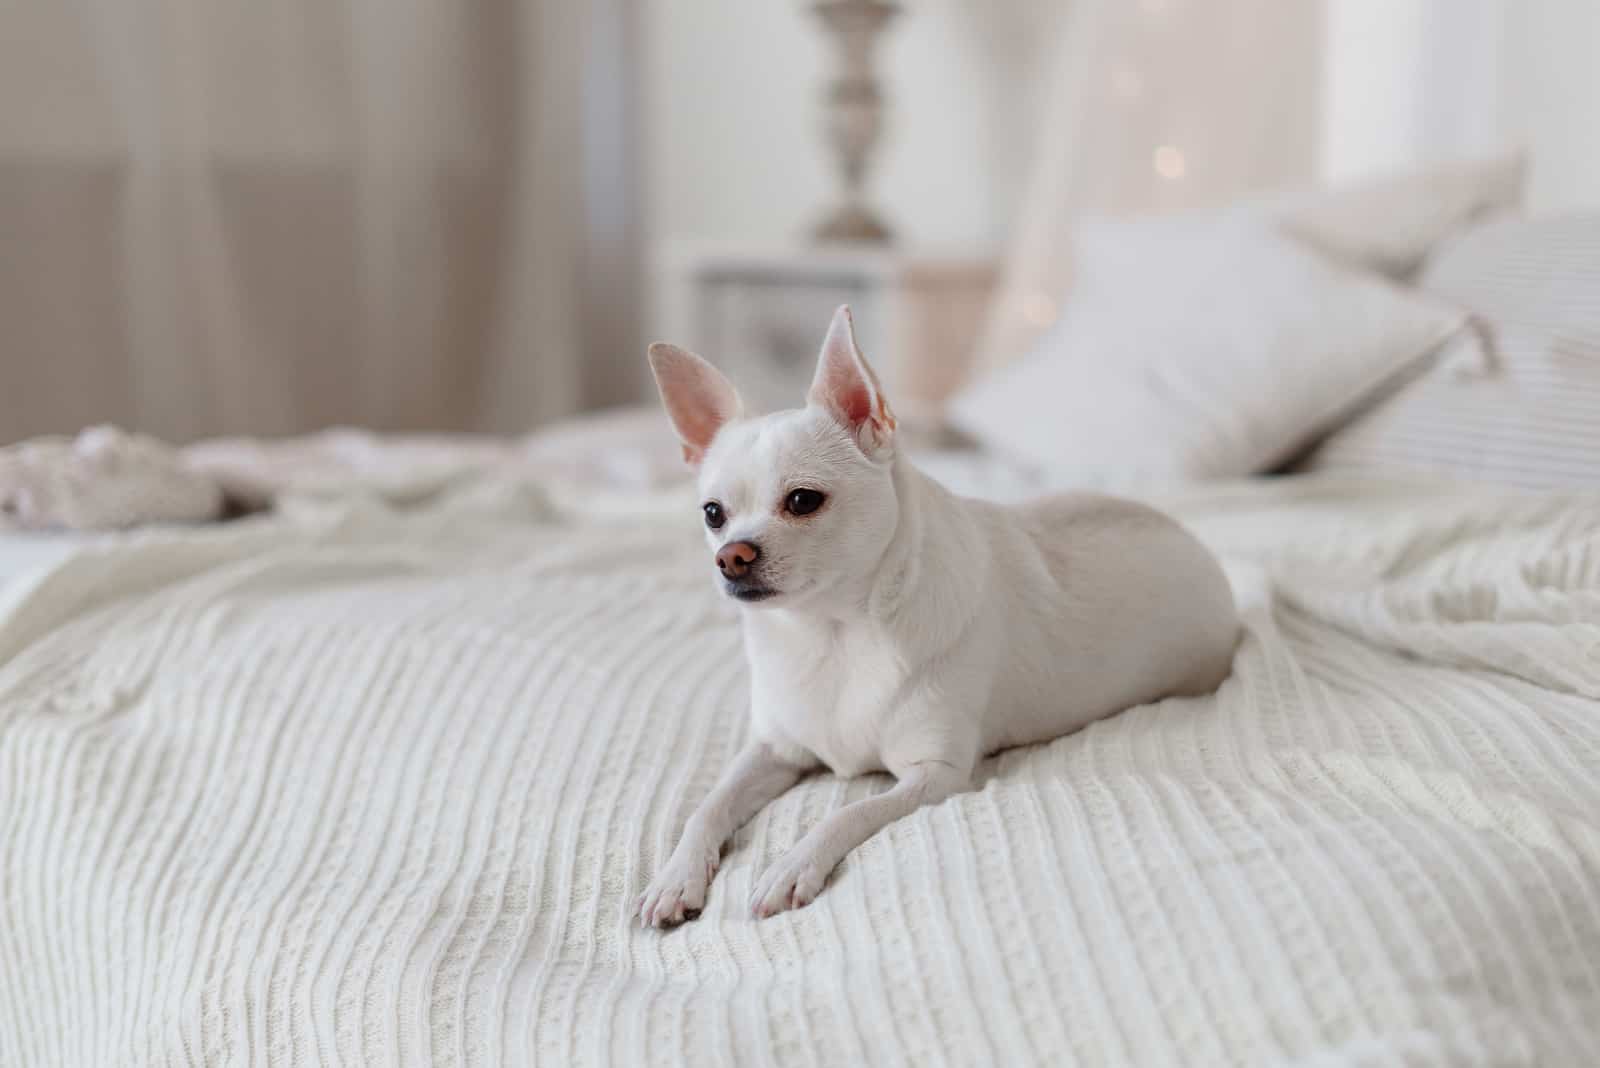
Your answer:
[0,475,1598,1066]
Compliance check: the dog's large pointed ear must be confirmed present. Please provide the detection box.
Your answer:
[647,342,744,466]
[807,305,896,455]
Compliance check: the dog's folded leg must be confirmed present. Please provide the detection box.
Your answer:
[749,758,970,919]
[636,739,808,929]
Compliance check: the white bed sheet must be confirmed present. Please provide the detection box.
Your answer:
[0,532,85,589]
[1,471,1597,1066]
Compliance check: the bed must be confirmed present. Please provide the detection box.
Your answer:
[4,166,1600,1066]
[2,453,1598,1066]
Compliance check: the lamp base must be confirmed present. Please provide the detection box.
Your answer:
[813,202,893,244]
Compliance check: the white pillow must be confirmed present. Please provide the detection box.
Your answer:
[1305,213,1600,489]
[946,216,1467,487]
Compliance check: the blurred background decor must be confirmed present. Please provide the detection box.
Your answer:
[2,0,1598,442]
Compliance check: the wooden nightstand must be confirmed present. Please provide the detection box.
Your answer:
[654,244,997,429]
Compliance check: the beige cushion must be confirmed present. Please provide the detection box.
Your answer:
[1264,151,1527,278]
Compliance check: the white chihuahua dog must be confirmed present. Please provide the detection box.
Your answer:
[636,306,1238,926]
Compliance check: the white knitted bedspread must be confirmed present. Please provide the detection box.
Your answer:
[2,475,1598,1067]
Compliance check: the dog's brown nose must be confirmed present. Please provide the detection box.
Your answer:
[715,540,760,579]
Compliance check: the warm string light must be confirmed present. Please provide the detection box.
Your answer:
[1125,0,1187,184]
[1153,145,1187,180]
[1021,292,1057,328]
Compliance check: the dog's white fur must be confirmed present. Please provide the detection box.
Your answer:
[637,306,1239,926]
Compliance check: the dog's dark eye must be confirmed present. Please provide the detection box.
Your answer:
[702,501,725,530]
[784,489,826,516]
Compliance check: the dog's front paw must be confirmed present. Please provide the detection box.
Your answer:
[636,843,718,929]
[749,845,833,919]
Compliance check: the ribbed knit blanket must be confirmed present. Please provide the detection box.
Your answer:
[2,475,1597,1066]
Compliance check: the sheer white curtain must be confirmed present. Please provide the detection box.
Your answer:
[0,1,637,443]
[972,0,1323,379]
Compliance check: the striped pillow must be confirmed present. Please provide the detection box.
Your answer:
[1305,214,1600,489]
